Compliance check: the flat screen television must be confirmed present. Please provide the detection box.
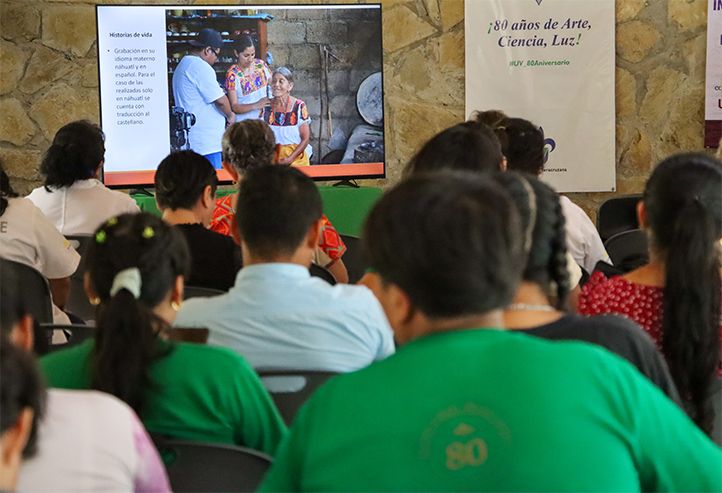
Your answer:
[96,4,385,188]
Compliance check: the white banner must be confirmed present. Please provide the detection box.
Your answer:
[465,0,615,192]
[705,0,722,148]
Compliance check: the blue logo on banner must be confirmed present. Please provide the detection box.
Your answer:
[535,0,543,5]
[539,126,556,164]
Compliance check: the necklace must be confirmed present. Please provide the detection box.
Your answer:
[507,303,557,312]
[274,97,291,126]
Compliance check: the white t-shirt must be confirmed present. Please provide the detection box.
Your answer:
[27,179,140,236]
[172,55,226,155]
[559,195,611,274]
[0,197,79,279]
[17,389,171,493]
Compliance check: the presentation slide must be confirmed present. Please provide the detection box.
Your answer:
[97,5,385,188]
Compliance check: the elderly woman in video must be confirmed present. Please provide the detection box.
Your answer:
[260,67,312,167]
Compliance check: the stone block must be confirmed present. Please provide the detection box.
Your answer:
[267,21,306,45]
[421,0,442,27]
[286,8,327,20]
[0,99,36,146]
[306,22,348,44]
[668,0,706,32]
[289,69,321,95]
[616,174,647,195]
[615,67,636,120]
[0,148,41,181]
[328,7,378,21]
[383,5,436,52]
[329,95,357,117]
[616,21,659,63]
[285,45,320,71]
[616,0,645,23]
[682,34,706,80]
[29,84,94,141]
[42,6,96,57]
[439,0,464,31]
[436,29,464,71]
[621,129,652,172]
[82,64,99,88]
[327,70,349,93]
[20,46,75,95]
[0,41,30,95]
[659,80,704,156]
[267,45,290,67]
[640,66,685,123]
[0,2,40,43]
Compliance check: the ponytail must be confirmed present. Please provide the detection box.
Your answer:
[662,201,721,435]
[86,214,189,416]
[0,163,18,217]
[645,153,722,436]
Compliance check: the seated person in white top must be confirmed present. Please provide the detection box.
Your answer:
[27,120,140,236]
[0,263,171,493]
[1,164,80,325]
[174,165,395,372]
[474,110,611,275]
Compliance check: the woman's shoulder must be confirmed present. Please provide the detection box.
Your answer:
[255,59,269,71]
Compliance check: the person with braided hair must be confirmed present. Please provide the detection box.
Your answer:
[494,172,680,403]
[40,213,286,455]
[580,153,722,439]
[27,120,139,236]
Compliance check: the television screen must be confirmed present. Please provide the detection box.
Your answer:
[96,4,384,188]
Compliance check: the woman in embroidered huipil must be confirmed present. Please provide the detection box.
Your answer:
[260,67,312,167]
[225,33,271,122]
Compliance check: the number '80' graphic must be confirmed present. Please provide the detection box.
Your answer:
[445,438,489,471]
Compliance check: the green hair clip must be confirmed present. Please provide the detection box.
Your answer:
[95,230,107,244]
[142,226,155,239]
[106,217,118,226]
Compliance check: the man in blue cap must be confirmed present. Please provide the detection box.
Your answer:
[172,28,234,169]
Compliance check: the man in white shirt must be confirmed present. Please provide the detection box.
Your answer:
[174,165,395,372]
[172,28,234,169]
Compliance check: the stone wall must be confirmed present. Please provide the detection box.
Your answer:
[0,0,710,221]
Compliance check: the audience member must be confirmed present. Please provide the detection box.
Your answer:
[0,342,42,493]
[174,165,394,372]
[475,110,610,274]
[0,162,80,325]
[155,150,242,291]
[26,120,139,235]
[404,120,505,176]
[493,172,680,403]
[580,153,722,436]
[40,213,286,453]
[212,119,349,282]
[260,171,721,492]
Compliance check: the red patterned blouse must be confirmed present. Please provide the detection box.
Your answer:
[209,194,346,266]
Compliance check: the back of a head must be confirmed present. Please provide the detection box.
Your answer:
[475,110,544,175]
[1,159,18,217]
[404,121,504,176]
[86,213,190,414]
[41,120,105,191]
[644,152,722,435]
[235,165,322,259]
[363,171,524,318]
[0,260,50,355]
[491,172,570,309]
[222,120,276,174]
[155,150,218,211]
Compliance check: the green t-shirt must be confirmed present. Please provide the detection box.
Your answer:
[260,329,722,492]
[41,339,286,456]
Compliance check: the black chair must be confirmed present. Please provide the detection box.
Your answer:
[151,437,273,493]
[711,377,722,447]
[165,327,209,344]
[42,324,94,353]
[309,263,336,285]
[339,234,368,284]
[2,259,53,324]
[64,235,95,322]
[258,370,338,425]
[597,194,642,243]
[183,285,226,300]
[603,229,649,274]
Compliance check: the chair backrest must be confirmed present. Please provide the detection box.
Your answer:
[603,229,649,273]
[151,437,273,493]
[42,324,94,353]
[339,234,368,284]
[597,194,642,243]
[309,263,336,285]
[64,235,96,323]
[164,327,209,344]
[183,285,226,300]
[258,370,338,425]
[2,259,53,324]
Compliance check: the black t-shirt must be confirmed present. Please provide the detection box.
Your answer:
[521,314,681,406]
[175,223,242,292]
